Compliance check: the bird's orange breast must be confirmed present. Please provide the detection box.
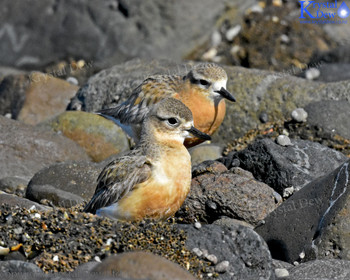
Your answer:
[178,88,226,147]
[117,147,191,220]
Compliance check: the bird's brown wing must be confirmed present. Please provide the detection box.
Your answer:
[84,154,152,214]
[97,75,182,124]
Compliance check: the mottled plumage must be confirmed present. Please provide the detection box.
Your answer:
[84,98,211,221]
[98,63,235,147]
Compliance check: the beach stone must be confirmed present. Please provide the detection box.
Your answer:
[189,144,223,166]
[0,116,90,184]
[0,260,43,273]
[0,191,51,211]
[92,251,197,280]
[287,259,350,280]
[291,108,308,123]
[178,223,274,280]
[26,161,104,207]
[255,160,350,263]
[67,59,350,145]
[0,0,227,68]
[177,161,278,225]
[0,177,28,194]
[226,138,347,194]
[16,73,79,125]
[305,100,350,140]
[41,111,130,162]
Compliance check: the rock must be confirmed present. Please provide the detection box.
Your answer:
[227,138,347,194]
[291,108,308,123]
[0,116,90,184]
[0,0,227,68]
[177,161,278,225]
[305,100,350,140]
[41,111,130,162]
[16,73,79,125]
[26,161,105,207]
[213,216,254,229]
[0,260,43,273]
[314,63,350,83]
[0,74,28,118]
[255,160,350,263]
[276,135,292,147]
[91,251,197,280]
[0,191,50,211]
[178,223,274,280]
[189,144,223,166]
[287,259,350,280]
[67,59,350,144]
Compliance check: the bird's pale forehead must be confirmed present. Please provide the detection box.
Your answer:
[193,63,227,80]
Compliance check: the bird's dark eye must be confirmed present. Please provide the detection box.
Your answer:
[199,79,210,86]
[167,117,179,126]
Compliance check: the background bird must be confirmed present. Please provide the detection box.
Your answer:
[98,63,235,147]
[84,98,211,221]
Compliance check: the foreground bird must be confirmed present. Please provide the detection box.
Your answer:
[98,63,235,147]
[84,98,211,221]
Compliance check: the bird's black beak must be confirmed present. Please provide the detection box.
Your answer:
[215,87,236,102]
[187,126,211,141]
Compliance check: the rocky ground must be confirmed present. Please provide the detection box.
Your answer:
[1,0,350,280]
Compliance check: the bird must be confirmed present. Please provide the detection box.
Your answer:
[84,98,211,221]
[97,63,235,147]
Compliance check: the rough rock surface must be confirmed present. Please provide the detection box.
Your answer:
[92,251,197,280]
[177,161,279,225]
[0,0,227,68]
[226,138,347,194]
[178,223,274,280]
[67,59,350,144]
[26,161,105,207]
[287,259,350,280]
[255,160,350,263]
[0,116,90,183]
[305,100,350,140]
[16,73,79,125]
[41,111,130,162]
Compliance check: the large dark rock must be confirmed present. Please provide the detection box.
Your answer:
[177,161,279,226]
[0,191,50,212]
[226,138,347,194]
[305,100,350,140]
[0,260,43,273]
[0,0,228,69]
[255,160,350,263]
[26,161,105,207]
[67,59,350,144]
[179,223,274,280]
[0,116,90,184]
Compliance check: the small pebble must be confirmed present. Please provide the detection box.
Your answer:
[192,248,203,257]
[206,254,218,265]
[305,68,320,80]
[66,77,79,86]
[215,261,230,273]
[272,16,279,22]
[0,246,10,256]
[230,45,240,55]
[94,256,101,262]
[259,112,269,123]
[247,4,263,14]
[4,113,12,119]
[293,261,299,266]
[283,186,294,198]
[194,221,202,229]
[273,191,283,204]
[211,30,222,47]
[291,108,308,122]
[225,25,241,41]
[53,255,59,262]
[276,135,292,147]
[202,48,217,61]
[275,268,289,278]
[299,251,305,259]
[280,34,290,44]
